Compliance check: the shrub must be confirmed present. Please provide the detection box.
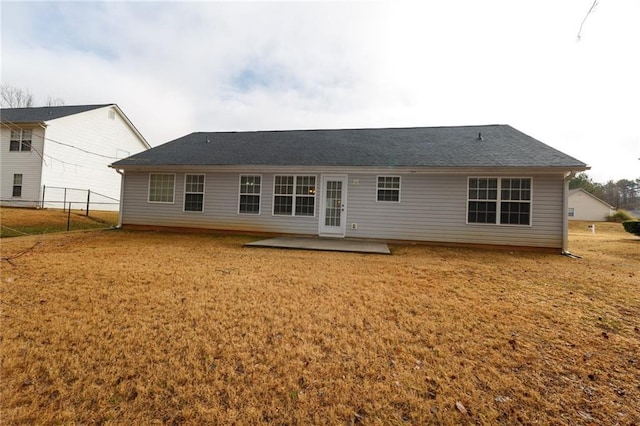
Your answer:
[607,210,634,223]
[622,220,640,236]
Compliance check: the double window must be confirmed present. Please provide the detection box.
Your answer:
[148,174,175,203]
[239,175,261,214]
[467,177,531,225]
[12,174,23,197]
[274,175,316,216]
[9,130,32,152]
[184,174,205,212]
[147,173,204,211]
[377,176,401,202]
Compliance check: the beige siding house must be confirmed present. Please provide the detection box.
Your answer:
[111,125,588,252]
[568,188,615,221]
[1,104,150,210]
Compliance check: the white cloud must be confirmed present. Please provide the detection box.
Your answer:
[2,1,638,181]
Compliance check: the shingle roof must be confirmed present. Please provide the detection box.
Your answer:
[0,104,112,123]
[112,125,588,169]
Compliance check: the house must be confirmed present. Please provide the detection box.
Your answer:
[110,125,588,252]
[1,104,150,210]
[568,188,615,221]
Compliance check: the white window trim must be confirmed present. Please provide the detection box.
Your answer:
[12,174,23,198]
[238,174,262,215]
[272,174,317,217]
[466,177,533,227]
[183,174,205,213]
[147,173,176,204]
[376,175,401,203]
[9,129,32,152]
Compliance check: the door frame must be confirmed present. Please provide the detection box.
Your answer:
[318,174,348,237]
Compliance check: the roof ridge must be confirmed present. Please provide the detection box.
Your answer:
[0,103,113,112]
[191,124,510,134]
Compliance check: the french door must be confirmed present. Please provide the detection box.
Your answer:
[318,175,347,237]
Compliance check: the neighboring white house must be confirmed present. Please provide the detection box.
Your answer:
[1,104,150,210]
[568,188,615,221]
[111,125,589,252]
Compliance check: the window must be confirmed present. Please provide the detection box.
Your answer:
[148,174,175,203]
[184,174,205,212]
[274,175,316,216]
[500,178,531,225]
[467,178,498,223]
[467,177,531,226]
[12,174,22,197]
[568,207,575,217]
[9,130,32,152]
[239,175,261,214]
[377,176,401,202]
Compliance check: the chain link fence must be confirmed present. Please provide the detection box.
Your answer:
[2,185,119,213]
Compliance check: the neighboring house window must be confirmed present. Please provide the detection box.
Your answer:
[12,174,22,197]
[273,175,316,216]
[148,174,175,203]
[184,174,205,212]
[568,207,575,217]
[467,177,531,225]
[9,130,32,152]
[239,175,261,214]
[377,176,401,202]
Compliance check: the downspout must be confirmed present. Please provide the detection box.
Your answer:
[115,169,125,229]
[37,122,48,209]
[562,170,577,255]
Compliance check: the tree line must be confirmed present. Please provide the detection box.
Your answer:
[570,173,640,212]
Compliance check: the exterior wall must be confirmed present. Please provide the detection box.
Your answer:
[121,170,566,249]
[568,191,614,221]
[0,125,45,207]
[344,173,564,248]
[40,106,148,211]
[121,171,320,234]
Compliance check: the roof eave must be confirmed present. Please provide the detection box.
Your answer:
[1,120,47,128]
[109,164,590,174]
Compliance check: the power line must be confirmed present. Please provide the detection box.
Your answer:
[577,0,599,41]
[44,137,119,160]
[1,119,120,160]
[1,119,49,165]
[1,119,85,170]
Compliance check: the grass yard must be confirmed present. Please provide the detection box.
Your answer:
[1,218,639,424]
[0,207,118,238]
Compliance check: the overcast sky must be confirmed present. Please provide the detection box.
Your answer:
[2,1,638,182]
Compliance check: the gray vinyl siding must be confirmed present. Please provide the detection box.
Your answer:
[121,170,565,248]
[344,174,563,248]
[121,171,319,235]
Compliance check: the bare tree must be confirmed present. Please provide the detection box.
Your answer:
[1,84,35,108]
[45,96,65,106]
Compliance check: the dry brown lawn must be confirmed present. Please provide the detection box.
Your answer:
[1,217,638,425]
[0,207,118,238]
